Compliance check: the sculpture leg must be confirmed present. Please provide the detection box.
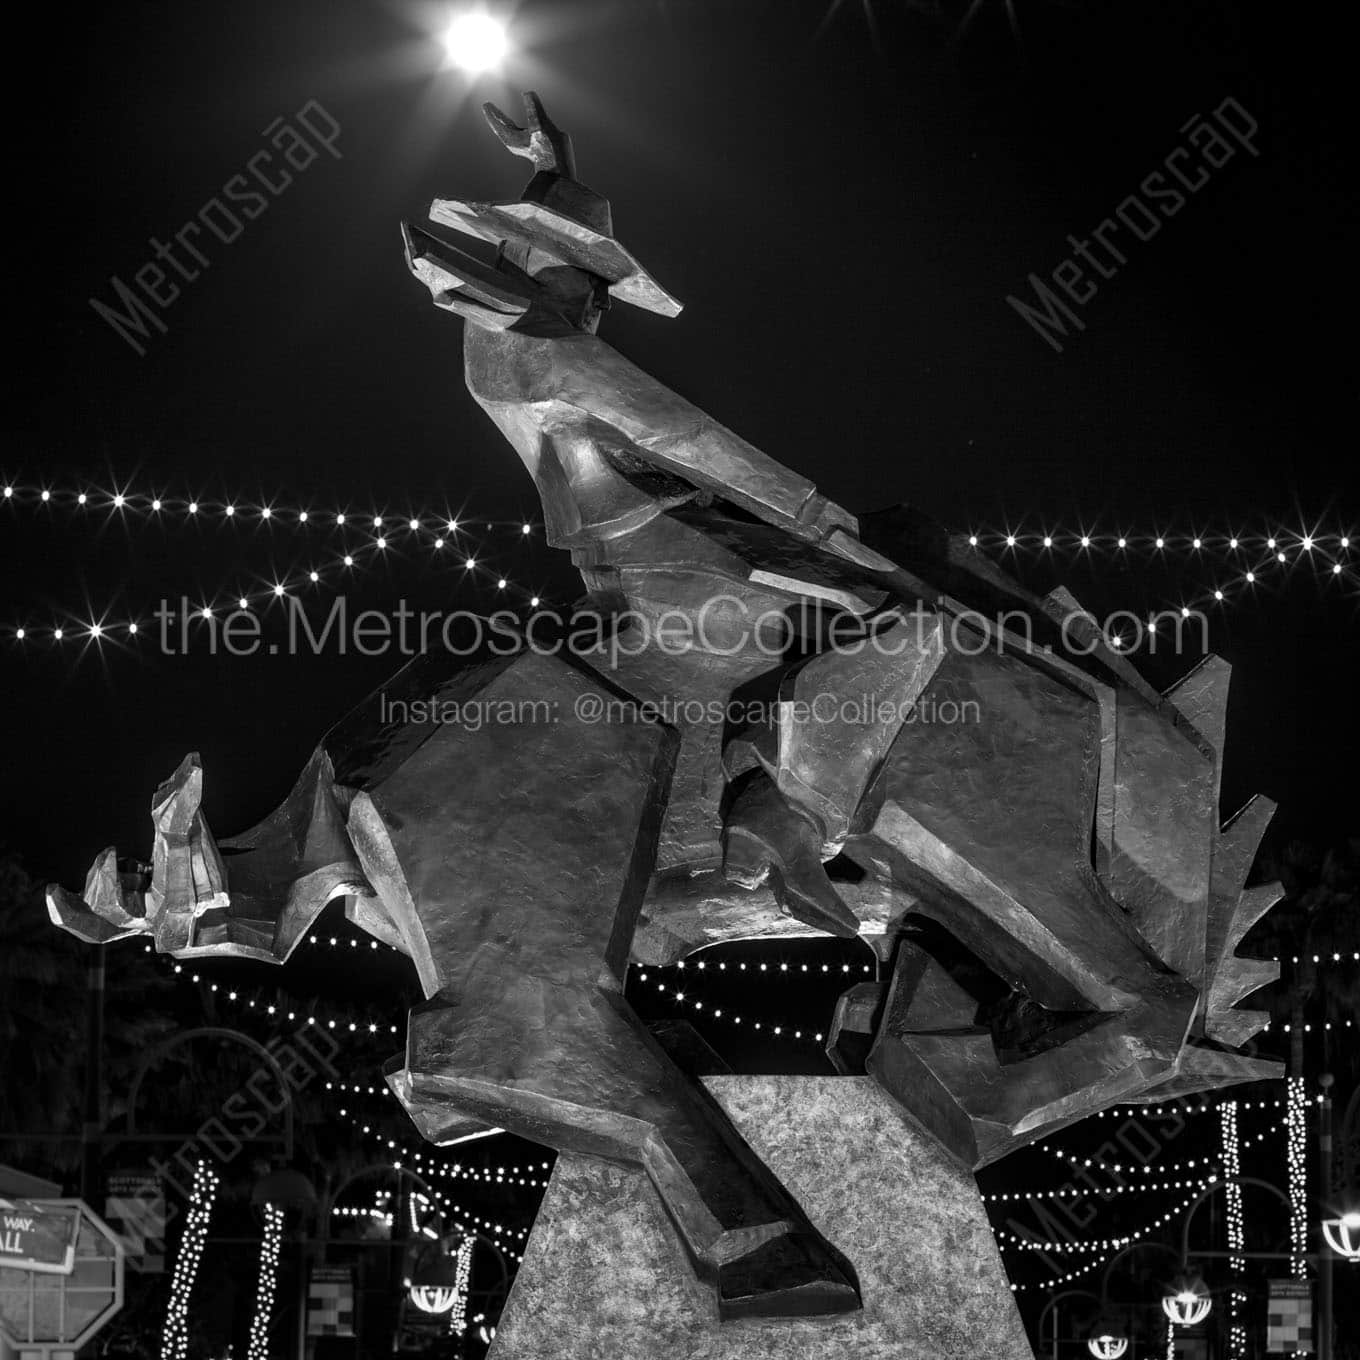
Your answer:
[394,975,861,1318]
[841,934,1196,1168]
[335,649,857,1318]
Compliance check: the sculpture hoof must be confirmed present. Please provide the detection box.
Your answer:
[716,1229,862,1320]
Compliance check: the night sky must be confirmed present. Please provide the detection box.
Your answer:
[3,0,1356,883]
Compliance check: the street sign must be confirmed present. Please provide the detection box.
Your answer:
[0,1200,124,1358]
[0,1204,81,1276]
[103,1173,166,1274]
[307,1264,356,1337]
[1267,1278,1314,1355]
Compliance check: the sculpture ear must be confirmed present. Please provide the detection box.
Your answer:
[521,90,549,130]
[483,99,532,155]
[481,91,576,178]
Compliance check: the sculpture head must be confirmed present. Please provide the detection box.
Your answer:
[403,90,681,336]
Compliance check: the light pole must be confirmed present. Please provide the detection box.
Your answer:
[1036,1287,1099,1359]
[79,946,106,1204]
[252,1166,319,1360]
[1319,1073,1334,1360]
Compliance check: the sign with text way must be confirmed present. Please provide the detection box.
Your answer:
[0,1201,81,1275]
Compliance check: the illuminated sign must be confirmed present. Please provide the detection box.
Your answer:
[0,1202,81,1276]
[0,1199,124,1355]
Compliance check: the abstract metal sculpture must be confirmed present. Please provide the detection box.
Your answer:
[50,93,1282,1321]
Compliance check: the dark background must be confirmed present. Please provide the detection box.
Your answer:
[2,0,1355,884]
[1,5,1357,1354]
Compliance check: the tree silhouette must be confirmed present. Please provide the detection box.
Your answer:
[0,854,173,1173]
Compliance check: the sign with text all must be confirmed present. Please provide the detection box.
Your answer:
[0,1200,124,1351]
[0,1202,80,1275]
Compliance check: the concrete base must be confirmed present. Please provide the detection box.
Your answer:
[488,1076,1034,1359]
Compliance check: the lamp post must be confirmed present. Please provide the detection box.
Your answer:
[1319,1073,1335,1360]
[1035,1285,1100,1358]
[79,946,106,1204]
[251,1166,319,1360]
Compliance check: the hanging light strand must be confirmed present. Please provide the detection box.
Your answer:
[1094,1096,1321,1119]
[995,1180,1216,1253]
[245,1203,285,1360]
[0,480,538,538]
[984,1174,1214,1205]
[1220,1102,1248,1360]
[334,1104,548,1188]
[161,1160,220,1360]
[6,564,552,649]
[449,1234,475,1338]
[968,524,1353,564]
[634,968,845,1046]
[1040,1113,1283,1178]
[1286,1077,1310,1278]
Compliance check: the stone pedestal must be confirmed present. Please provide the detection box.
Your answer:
[488,1076,1034,1359]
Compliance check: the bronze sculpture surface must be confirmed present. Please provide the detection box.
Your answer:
[49,94,1281,1323]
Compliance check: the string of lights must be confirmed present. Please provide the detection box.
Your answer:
[964,530,1358,612]
[329,1191,529,1256]
[305,932,400,952]
[449,1235,475,1338]
[660,958,875,977]
[405,1185,535,1252]
[144,943,406,1037]
[399,1185,528,1263]
[15,545,1358,649]
[1041,1115,1283,1177]
[631,955,876,1047]
[146,948,549,1194]
[163,959,404,1036]
[995,1181,1215,1254]
[131,946,537,1274]
[1007,1253,1109,1293]
[333,1104,549,1188]
[1275,950,1360,965]
[1093,1097,1321,1119]
[5,567,551,646]
[1007,1246,1126,1295]
[141,929,1331,1313]
[401,1176,534,1248]
[965,527,1351,557]
[983,1175,1215,1205]
[3,491,551,645]
[1286,1077,1310,1278]
[3,481,1349,561]
[331,1180,528,1265]
[331,1204,396,1225]
[0,480,539,537]
[161,1160,220,1360]
[634,968,829,1044]
[1219,1103,1248,1360]
[7,483,1356,650]
[327,1079,397,1097]
[245,1202,285,1360]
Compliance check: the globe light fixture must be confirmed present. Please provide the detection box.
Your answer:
[410,1283,459,1314]
[408,1254,461,1314]
[1088,1335,1129,1359]
[1162,1273,1213,1326]
[1322,1210,1360,1262]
